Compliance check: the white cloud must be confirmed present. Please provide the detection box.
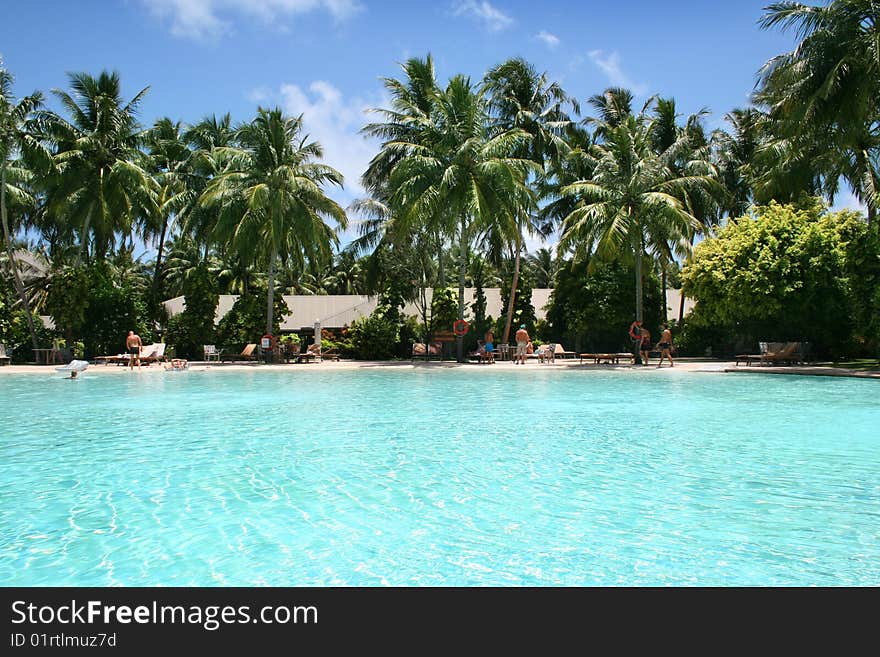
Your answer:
[246,86,271,103]
[535,30,560,48]
[275,80,383,203]
[143,0,363,41]
[587,49,647,95]
[451,0,514,32]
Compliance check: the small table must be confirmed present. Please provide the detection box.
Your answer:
[33,348,60,365]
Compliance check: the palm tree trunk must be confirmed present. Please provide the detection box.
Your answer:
[76,207,93,266]
[266,247,276,336]
[678,233,695,324]
[502,235,521,346]
[634,219,644,323]
[1,161,39,351]
[457,217,467,362]
[661,262,668,324]
[151,215,169,304]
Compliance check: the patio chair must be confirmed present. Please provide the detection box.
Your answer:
[412,342,443,361]
[140,343,167,365]
[538,343,555,364]
[221,343,258,362]
[203,345,220,362]
[320,347,340,362]
[552,343,576,359]
[0,344,10,366]
[764,341,801,365]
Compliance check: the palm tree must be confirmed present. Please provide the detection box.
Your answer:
[181,114,235,252]
[711,108,765,219]
[483,57,576,344]
[756,0,880,223]
[558,108,713,323]
[524,247,559,288]
[44,71,156,261]
[0,62,46,349]
[201,108,346,335]
[145,117,192,303]
[382,74,537,360]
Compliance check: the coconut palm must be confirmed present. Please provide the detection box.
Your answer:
[44,71,156,261]
[524,247,560,288]
[180,113,235,251]
[383,74,538,360]
[0,62,48,349]
[201,108,346,335]
[144,117,192,302]
[558,108,714,322]
[756,0,880,222]
[483,57,576,344]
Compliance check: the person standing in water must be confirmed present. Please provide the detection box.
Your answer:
[657,324,674,368]
[126,330,142,370]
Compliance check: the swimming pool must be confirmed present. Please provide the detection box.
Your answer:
[1,368,877,585]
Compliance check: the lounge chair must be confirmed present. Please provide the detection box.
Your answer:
[0,344,10,366]
[551,343,576,359]
[297,343,321,363]
[221,343,257,362]
[140,343,166,365]
[763,341,801,365]
[412,342,442,361]
[320,347,340,362]
[203,345,220,362]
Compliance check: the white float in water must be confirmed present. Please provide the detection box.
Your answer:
[56,360,89,378]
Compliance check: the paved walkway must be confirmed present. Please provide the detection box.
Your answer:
[2,357,877,379]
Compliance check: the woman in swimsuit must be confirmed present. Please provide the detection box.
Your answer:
[639,328,652,366]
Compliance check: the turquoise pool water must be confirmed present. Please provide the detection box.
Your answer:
[1,368,878,586]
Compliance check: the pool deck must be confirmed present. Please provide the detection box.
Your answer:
[2,358,877,378]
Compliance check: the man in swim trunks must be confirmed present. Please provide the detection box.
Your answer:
[515,324,530,365]
[657,324,674,368]
[483,331,495,363]
[126,330,142,370]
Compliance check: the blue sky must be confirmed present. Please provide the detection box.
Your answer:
[0,0,861,243]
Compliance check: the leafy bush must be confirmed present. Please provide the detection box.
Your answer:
[216,287,287,350]
[681,202,862,357]
[43,263,153,357]
[496,269,537,342]
[349,304,400,359]
[545,257,662,352]
[164,264,218,358]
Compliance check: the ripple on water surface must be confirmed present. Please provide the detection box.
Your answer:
[1,369,878,585]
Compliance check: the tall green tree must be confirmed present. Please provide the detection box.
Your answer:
[45,71,156,261]
[201,108,347,335]
[558,101,713,322]
[483,57,576,344]
[0,62,46,349]
[380,73,537,360]
[756,0,880,222]
[145,117,192,305]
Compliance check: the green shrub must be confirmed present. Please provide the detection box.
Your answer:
[216,287,287,350]
[545,257,662,352]
[681,202,862,357]
[349,305,400,359]
[164,264,218,358]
